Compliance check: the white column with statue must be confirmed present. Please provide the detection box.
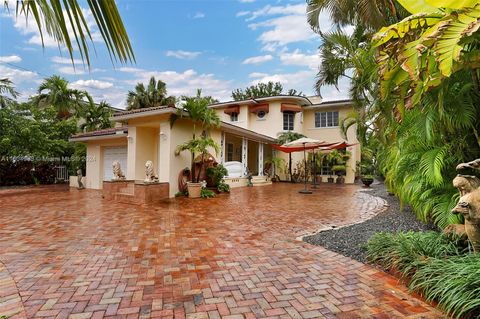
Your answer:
[220,132,226,164]
[242,137,248,176]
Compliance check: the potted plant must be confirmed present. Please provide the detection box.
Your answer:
[176,135,220,198]
[361,174,375,187]
[332,164,347,183]
[326,149,351,184]
[174,89,220,198]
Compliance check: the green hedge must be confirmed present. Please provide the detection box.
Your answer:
[0,161,57,186]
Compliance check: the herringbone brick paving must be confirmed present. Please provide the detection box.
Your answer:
[0,184,445,318]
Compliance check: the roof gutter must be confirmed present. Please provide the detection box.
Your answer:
[112,107,177,121]
[69,132,128,142]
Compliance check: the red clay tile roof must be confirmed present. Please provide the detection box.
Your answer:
[71,127,128,139]
[112,105,176,117]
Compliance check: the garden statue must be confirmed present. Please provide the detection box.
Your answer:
[112,161,126,181]
[144,160,158,183]
[447,158,480,252]
[76,168,84,189]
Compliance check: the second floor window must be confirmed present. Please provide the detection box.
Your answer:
[283,112,294,131]
[230,112,238,122]
[315,111,339,128]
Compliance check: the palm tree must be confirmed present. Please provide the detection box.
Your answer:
[176,89,220,182]
[126,77,176,110]
[276,131,306,182]
[80,99,113,132]
[35,75,87,118]
[0,78,19,109]
[6,1,134,67]
[306,0,406,31]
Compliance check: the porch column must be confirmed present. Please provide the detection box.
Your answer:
[126,126,136,180]
[158,121,171,183]
[220,132,226,164]
[242,137,248,176]
[258,143,264,176]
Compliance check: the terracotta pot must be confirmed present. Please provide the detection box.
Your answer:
[336,176,345,184]
[187,182,202,198]
[315,175,322,184]
[327,177,334,183]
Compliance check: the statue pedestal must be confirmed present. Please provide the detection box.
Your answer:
[103,180,169,205]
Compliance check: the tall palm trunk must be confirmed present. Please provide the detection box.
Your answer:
[289,154,293,182]
[191,123,196,183]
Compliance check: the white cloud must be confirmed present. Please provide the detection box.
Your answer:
[0,64,39,85]
[165,50,202,60]
[245,4,306,21]
[241,3,330,52]
[242,54,273,65]
[193,12,205,19]
[56,66,86,75]
[0,55,22,63]
[118,67,144,73]
[51,56,83,65]
[71,79,113,90]
[119,67,232,102]
[236,11,250,17]
[249,72,269,78]
[279,49,319,69]
[239,0,255,3]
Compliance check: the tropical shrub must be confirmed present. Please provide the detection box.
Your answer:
[366,231,479,318]
[217,181,230,193]
[206,164,228,186]
[200,188,215,198]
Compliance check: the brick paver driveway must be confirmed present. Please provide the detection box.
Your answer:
[0,184,444,319]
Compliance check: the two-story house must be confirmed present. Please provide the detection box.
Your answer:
[70,95,360,199]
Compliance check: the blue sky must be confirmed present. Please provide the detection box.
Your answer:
[0,0,349,109]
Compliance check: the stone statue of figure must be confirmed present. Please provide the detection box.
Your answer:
[112,161,126,181]
[76,168,84,189]
[144,160,158,183]
[447,158,480,252]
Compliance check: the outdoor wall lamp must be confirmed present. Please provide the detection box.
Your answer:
[160,131,167,141]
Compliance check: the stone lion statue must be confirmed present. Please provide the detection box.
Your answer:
[144,160,158,183]
[445,158,480,252]
[76,168,84,189]
[112,161,125,181]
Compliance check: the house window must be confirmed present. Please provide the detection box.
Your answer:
[230,112,238,122]
[283,112,294,131]
[257,110,266,119]
[315,111,339,128]
[227,143,234,161]
[321,165,332,176]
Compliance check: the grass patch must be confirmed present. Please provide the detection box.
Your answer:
[366,231,478,318]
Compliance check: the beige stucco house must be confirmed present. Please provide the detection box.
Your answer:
[70,95,360,198]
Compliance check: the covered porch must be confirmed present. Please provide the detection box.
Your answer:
[218,124,275,188]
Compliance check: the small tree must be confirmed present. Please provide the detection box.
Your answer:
[176,136,220,183]
[176,89,220,181]
[231,81,304,101]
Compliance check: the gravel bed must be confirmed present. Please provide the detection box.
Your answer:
[303,181,437,263]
